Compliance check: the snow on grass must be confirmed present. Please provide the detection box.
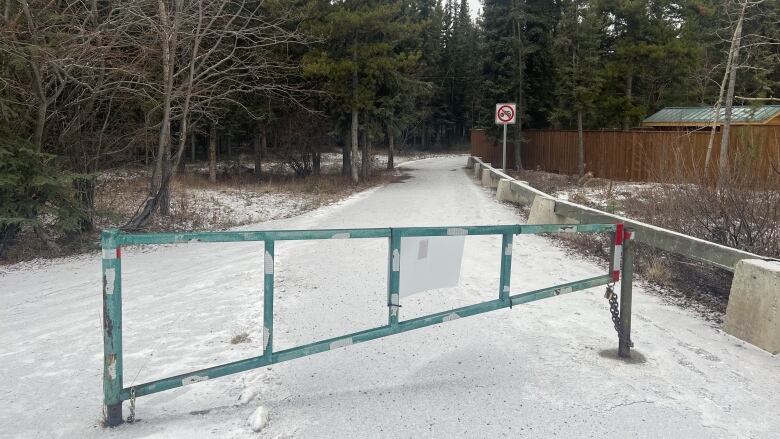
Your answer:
[248,406,270,432]
[173,188,314,230]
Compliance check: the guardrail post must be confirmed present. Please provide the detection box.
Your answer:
[618,229,634,358]
[263,240,275,359]
[102,229,123,427]
[387,229,401,325]
[499,233,513,302]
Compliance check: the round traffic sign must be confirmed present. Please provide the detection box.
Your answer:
[497,105,515,123]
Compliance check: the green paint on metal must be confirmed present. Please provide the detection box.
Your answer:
[114,224,615,247]
[101,229,124,426]
[102,223,627,423]
[117,228,391,246]
[120,274,612,400]
[499,233,513,302]
[387,229,401,325]
[263,240,274,360]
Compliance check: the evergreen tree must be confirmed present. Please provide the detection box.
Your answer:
[551,0,603,176]
[303,0,417,182]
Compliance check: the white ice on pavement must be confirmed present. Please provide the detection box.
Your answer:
[1,156,779,438]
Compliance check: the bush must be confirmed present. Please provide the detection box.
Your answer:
[0,130,85,259]
[645,146,780,259]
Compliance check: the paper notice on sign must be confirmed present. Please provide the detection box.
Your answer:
[400,236,465,296]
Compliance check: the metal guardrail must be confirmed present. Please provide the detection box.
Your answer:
[468,156,772,271]
[101,223,635,426]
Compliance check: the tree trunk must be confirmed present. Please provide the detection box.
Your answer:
[513,19,524,170]
[387,122,395,170]
[351,110,360,184]
[718,1,747,189]
[577,110,585,177]
[350,42,360,184]
[704,61,730,174]
[361,119,370,179]
[159,166,171,216]
[254,122,265,181]
[623,74,633,130]
[209,123,217,183]
[190,130,196,162]
[313,152,321,175]
[34,98,46,152]
[74,177,95,232]
[342,131,351,176]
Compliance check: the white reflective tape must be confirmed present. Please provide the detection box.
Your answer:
[330,338,353,350]
[263,326,270,350]
[102,249,116,260]
[504,243,512,256]
[613,246,623,268]
[503,285,510,293]
[264,251,274,274]
[391,293,399,305]
[447,228,468,236]
[182,375,209,385]
[442,312,461,322]
[331,233,350,239]
[555,286,572,295]
[104,268,115,295]
[392,249,400,272]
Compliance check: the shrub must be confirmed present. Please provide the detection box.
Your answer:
[0,130,85,259]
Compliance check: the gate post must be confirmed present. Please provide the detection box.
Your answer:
[499,233,513,302]
[263,240,275,360]
[101,229,124,426]
[387,229,401,326]
[618,229,634,358]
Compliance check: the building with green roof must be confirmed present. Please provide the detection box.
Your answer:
[642,105,780,129]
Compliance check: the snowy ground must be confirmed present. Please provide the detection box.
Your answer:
[1,156,779,438]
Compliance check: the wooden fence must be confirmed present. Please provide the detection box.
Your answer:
[470,127,780,183]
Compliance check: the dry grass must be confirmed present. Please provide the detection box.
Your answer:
[230,332,251,344]
[502,167,752,322]
[2,153,411,265]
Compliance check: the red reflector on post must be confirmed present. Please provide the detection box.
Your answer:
[612,223,624,282]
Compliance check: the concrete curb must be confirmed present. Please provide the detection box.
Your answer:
[467,155,780,354]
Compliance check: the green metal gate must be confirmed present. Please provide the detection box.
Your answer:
[101,223,635,426]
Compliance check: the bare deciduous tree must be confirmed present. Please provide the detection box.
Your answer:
[111,0,306,229]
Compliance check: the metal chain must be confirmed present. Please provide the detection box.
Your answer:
[127,388,136,423]
[604,284,624,341]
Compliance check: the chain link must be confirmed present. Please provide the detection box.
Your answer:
[604,284,624,340]
[127,387,136,423]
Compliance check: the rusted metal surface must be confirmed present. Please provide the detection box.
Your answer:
[101,224,630,426]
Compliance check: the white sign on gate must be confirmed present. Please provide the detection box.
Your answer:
[495,103,516,125]
[399,236,465,296]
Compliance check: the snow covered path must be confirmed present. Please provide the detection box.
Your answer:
[2,156,779,438]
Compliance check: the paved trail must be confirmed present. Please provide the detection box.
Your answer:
[2,156,778,438]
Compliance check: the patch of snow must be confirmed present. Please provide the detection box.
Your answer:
[2,156,778,438]
[248,406,270,432]
[239,387,261,405]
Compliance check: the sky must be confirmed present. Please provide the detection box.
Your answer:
[468,0,482,18]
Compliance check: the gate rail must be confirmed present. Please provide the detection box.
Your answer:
[101,223,635,426]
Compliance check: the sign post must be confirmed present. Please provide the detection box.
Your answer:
[495,103,516,172]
